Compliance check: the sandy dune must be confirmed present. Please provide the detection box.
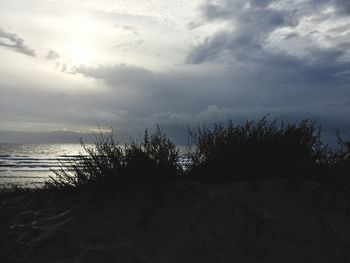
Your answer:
[1,179,350,262]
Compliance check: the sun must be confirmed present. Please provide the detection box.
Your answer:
[70,47,92,65]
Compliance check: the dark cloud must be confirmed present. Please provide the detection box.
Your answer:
[187,0,350,85]
[77,64,218,115]
[334,0,350,14]
[187,33,350,87]
[201,0,297,27]
[188,0,298,64]
[76,60,350,122]
[284,32,299,40]
[0,28,35,56]
[45,50,60,60]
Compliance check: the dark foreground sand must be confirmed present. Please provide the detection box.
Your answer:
[1,179,350,263]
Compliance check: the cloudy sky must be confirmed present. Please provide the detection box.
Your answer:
[0,0,350,143]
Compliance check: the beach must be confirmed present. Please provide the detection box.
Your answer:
[1,179,350,262]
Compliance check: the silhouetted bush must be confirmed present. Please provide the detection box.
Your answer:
[123,127,181,184]
[46,118,350,192]
[187,117,330,182]
[45,126,181,192]
[325,133,350,188]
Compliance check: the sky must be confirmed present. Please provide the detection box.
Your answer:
[0,0,350,144]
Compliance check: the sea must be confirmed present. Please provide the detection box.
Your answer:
[0,143,89,188]
[0,143,191,188]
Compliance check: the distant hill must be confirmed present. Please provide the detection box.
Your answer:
[0,130,94,144]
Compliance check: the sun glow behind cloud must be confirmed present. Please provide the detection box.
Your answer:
[37,14,108,67]
[68,45,93,65]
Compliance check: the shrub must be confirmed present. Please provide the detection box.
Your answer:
[325,133,350,187]
[123,127,181,183]
[45,126,181,192]
[187,117,329,182]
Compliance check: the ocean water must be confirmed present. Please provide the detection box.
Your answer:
[0,143,191,188]
[0,143,88,188]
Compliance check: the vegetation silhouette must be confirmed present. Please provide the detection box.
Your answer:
[45,117,350,192]
[188,117,328,182]
[46,126,181,193]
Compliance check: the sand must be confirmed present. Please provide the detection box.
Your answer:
[1,179,350,262]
